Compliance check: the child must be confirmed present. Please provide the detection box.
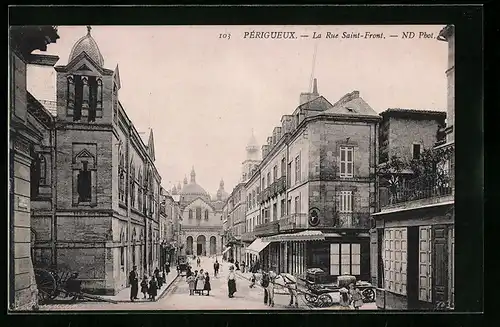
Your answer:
[148,276,158,301]
[350,284,364,310]
[203,272,211,296]
[187,274,196,295]
[140,275,149,299]
[249,273,256,288]
[339,287,350,309]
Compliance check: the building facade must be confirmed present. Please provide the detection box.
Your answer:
[28,26,162,295]
[176,168,226,256]
[371,24,454,311]
[9,25,60,310]
[243,80,380,282]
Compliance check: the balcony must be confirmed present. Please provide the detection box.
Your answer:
[383,173,453,207]
[278,213,308,232]
[332,212,370,229]
[277,176,287,193]
[254,220,279,237]
[260,187,271,203]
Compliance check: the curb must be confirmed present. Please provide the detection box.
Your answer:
[105,274,180,303]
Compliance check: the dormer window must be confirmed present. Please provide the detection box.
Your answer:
[346,106,355,113]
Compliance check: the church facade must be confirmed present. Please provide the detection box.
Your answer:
[28,26,162,296]
[172,168,227,256]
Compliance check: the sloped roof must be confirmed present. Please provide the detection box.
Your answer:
[324,91,379,117]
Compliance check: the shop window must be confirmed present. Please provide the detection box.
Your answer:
[383,227,407,295]
[330,243,361,276]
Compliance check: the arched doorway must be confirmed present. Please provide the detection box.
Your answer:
[196,235,206,256]
[209,236,217,256]
[186,236,193,255]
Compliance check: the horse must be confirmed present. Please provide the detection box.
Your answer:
[269,271,299,308]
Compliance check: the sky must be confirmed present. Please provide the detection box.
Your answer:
[33,25,449,196]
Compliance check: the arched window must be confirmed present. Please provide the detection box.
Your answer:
[67,75,75,114]
[137,168,143,211]
[189,209,193,219]
[130,160,136,208]
[205,210,209,220]
[119,152,125,202]
[196,207,202,220]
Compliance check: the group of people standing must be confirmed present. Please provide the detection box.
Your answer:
[128,262,171,302]
[339,283,364,310]
[185,267,211,296]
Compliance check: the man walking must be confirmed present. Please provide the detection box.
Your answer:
[214,260,220,277]
[129,266,139,301]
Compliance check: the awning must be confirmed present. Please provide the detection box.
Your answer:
[245,238,271,255]
[261,230,325,242]
[222,247,231,255]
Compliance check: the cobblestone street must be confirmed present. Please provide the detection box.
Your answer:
[39,257,376,311]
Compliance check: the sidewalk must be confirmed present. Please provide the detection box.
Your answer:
[99,271,179,303]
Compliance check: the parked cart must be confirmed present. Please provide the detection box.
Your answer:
[34,268,118,305]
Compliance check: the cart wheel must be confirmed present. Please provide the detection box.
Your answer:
[317,294,333,307]
[362,288,376,302]
[34,269,57,304]
[304,293,318,303]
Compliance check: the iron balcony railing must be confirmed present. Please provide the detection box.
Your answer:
[385,173,453,206]
[254,220,280,236]
[333,212,371,229]
[278,213,308,231]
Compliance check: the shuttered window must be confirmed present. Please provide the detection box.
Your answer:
[339,146,354,178]
[419,226,432,302]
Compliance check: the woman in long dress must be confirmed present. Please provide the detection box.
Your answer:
[187,274,196,295]
[227,265,237,298]
[197,269,205,295]
[203,272,211,296]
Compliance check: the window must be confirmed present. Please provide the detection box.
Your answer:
[339,146,354,178]
[196,207,202,219]
[39,155,46,185]
[137,170,143,211]
[189,209,193,219]
[30,150,41,198]
[339,191,353,213]
[294,196,300,214]
[205,210,209,220]
[118,153,125,202]
[130,162,136,208]
[262,177,265,189]
[295,154,301,183]
[287,199,292,216]
[413,144,421,160]
[273,203,277,221]
[281,157,286,177]
[419,226,432,302]
[383,227,408,295]
[267,172,271,188]
[77,161,92,202]
[330,243,361,276]
[273,165,278,181]
[281,199,286,217]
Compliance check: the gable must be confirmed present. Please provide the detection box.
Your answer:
[66,53,103,76]
[184,197,215,211]
[299,96,334,112]
[326,96,379,117]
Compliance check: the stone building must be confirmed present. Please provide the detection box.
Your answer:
[242,79,380,282]
[9,25,60,310]
[27,26,162,295]
[177,167,227,256]
[371,24,454,310]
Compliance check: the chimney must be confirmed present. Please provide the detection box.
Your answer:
[262,145,269,158]
[299,78,320,105]
[312,78,318,95]
[281,115,294,134]
[267,136,273,146]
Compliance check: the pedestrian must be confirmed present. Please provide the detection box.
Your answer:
[148,276,158,301]
[241,261,246,273]
[261,271,270,305]
[197,257,201,267]
[128,266,139,302]
[349,283,364,310]
[165,261,170,278]
[235,260,240,271]
[249,272,256,288]
[140,275,149,299]
[266,271,276,307]
[193,270,199,293]
[203,272,211,296]
[214,260,220,277]
[227,265,237,298]
[197,269,205,295]
[186,274,196,295]
[339,287,350,309]
[154,267,163,289]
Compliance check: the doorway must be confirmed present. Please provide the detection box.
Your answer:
[197,244,203,256]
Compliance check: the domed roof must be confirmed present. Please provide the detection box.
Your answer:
[247,129,259,150]
[179,167,209,198]
[68,26,104,67]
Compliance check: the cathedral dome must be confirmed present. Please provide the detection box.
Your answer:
[68,26,104,67]
[179,167,210,200]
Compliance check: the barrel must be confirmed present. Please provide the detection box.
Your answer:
[337,274,356,288]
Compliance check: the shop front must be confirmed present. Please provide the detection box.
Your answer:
[245,238,271,271]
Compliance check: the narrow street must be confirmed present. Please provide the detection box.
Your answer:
[38,257,309,311]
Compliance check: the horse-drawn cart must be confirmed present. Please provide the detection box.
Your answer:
[34,268,118,305]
